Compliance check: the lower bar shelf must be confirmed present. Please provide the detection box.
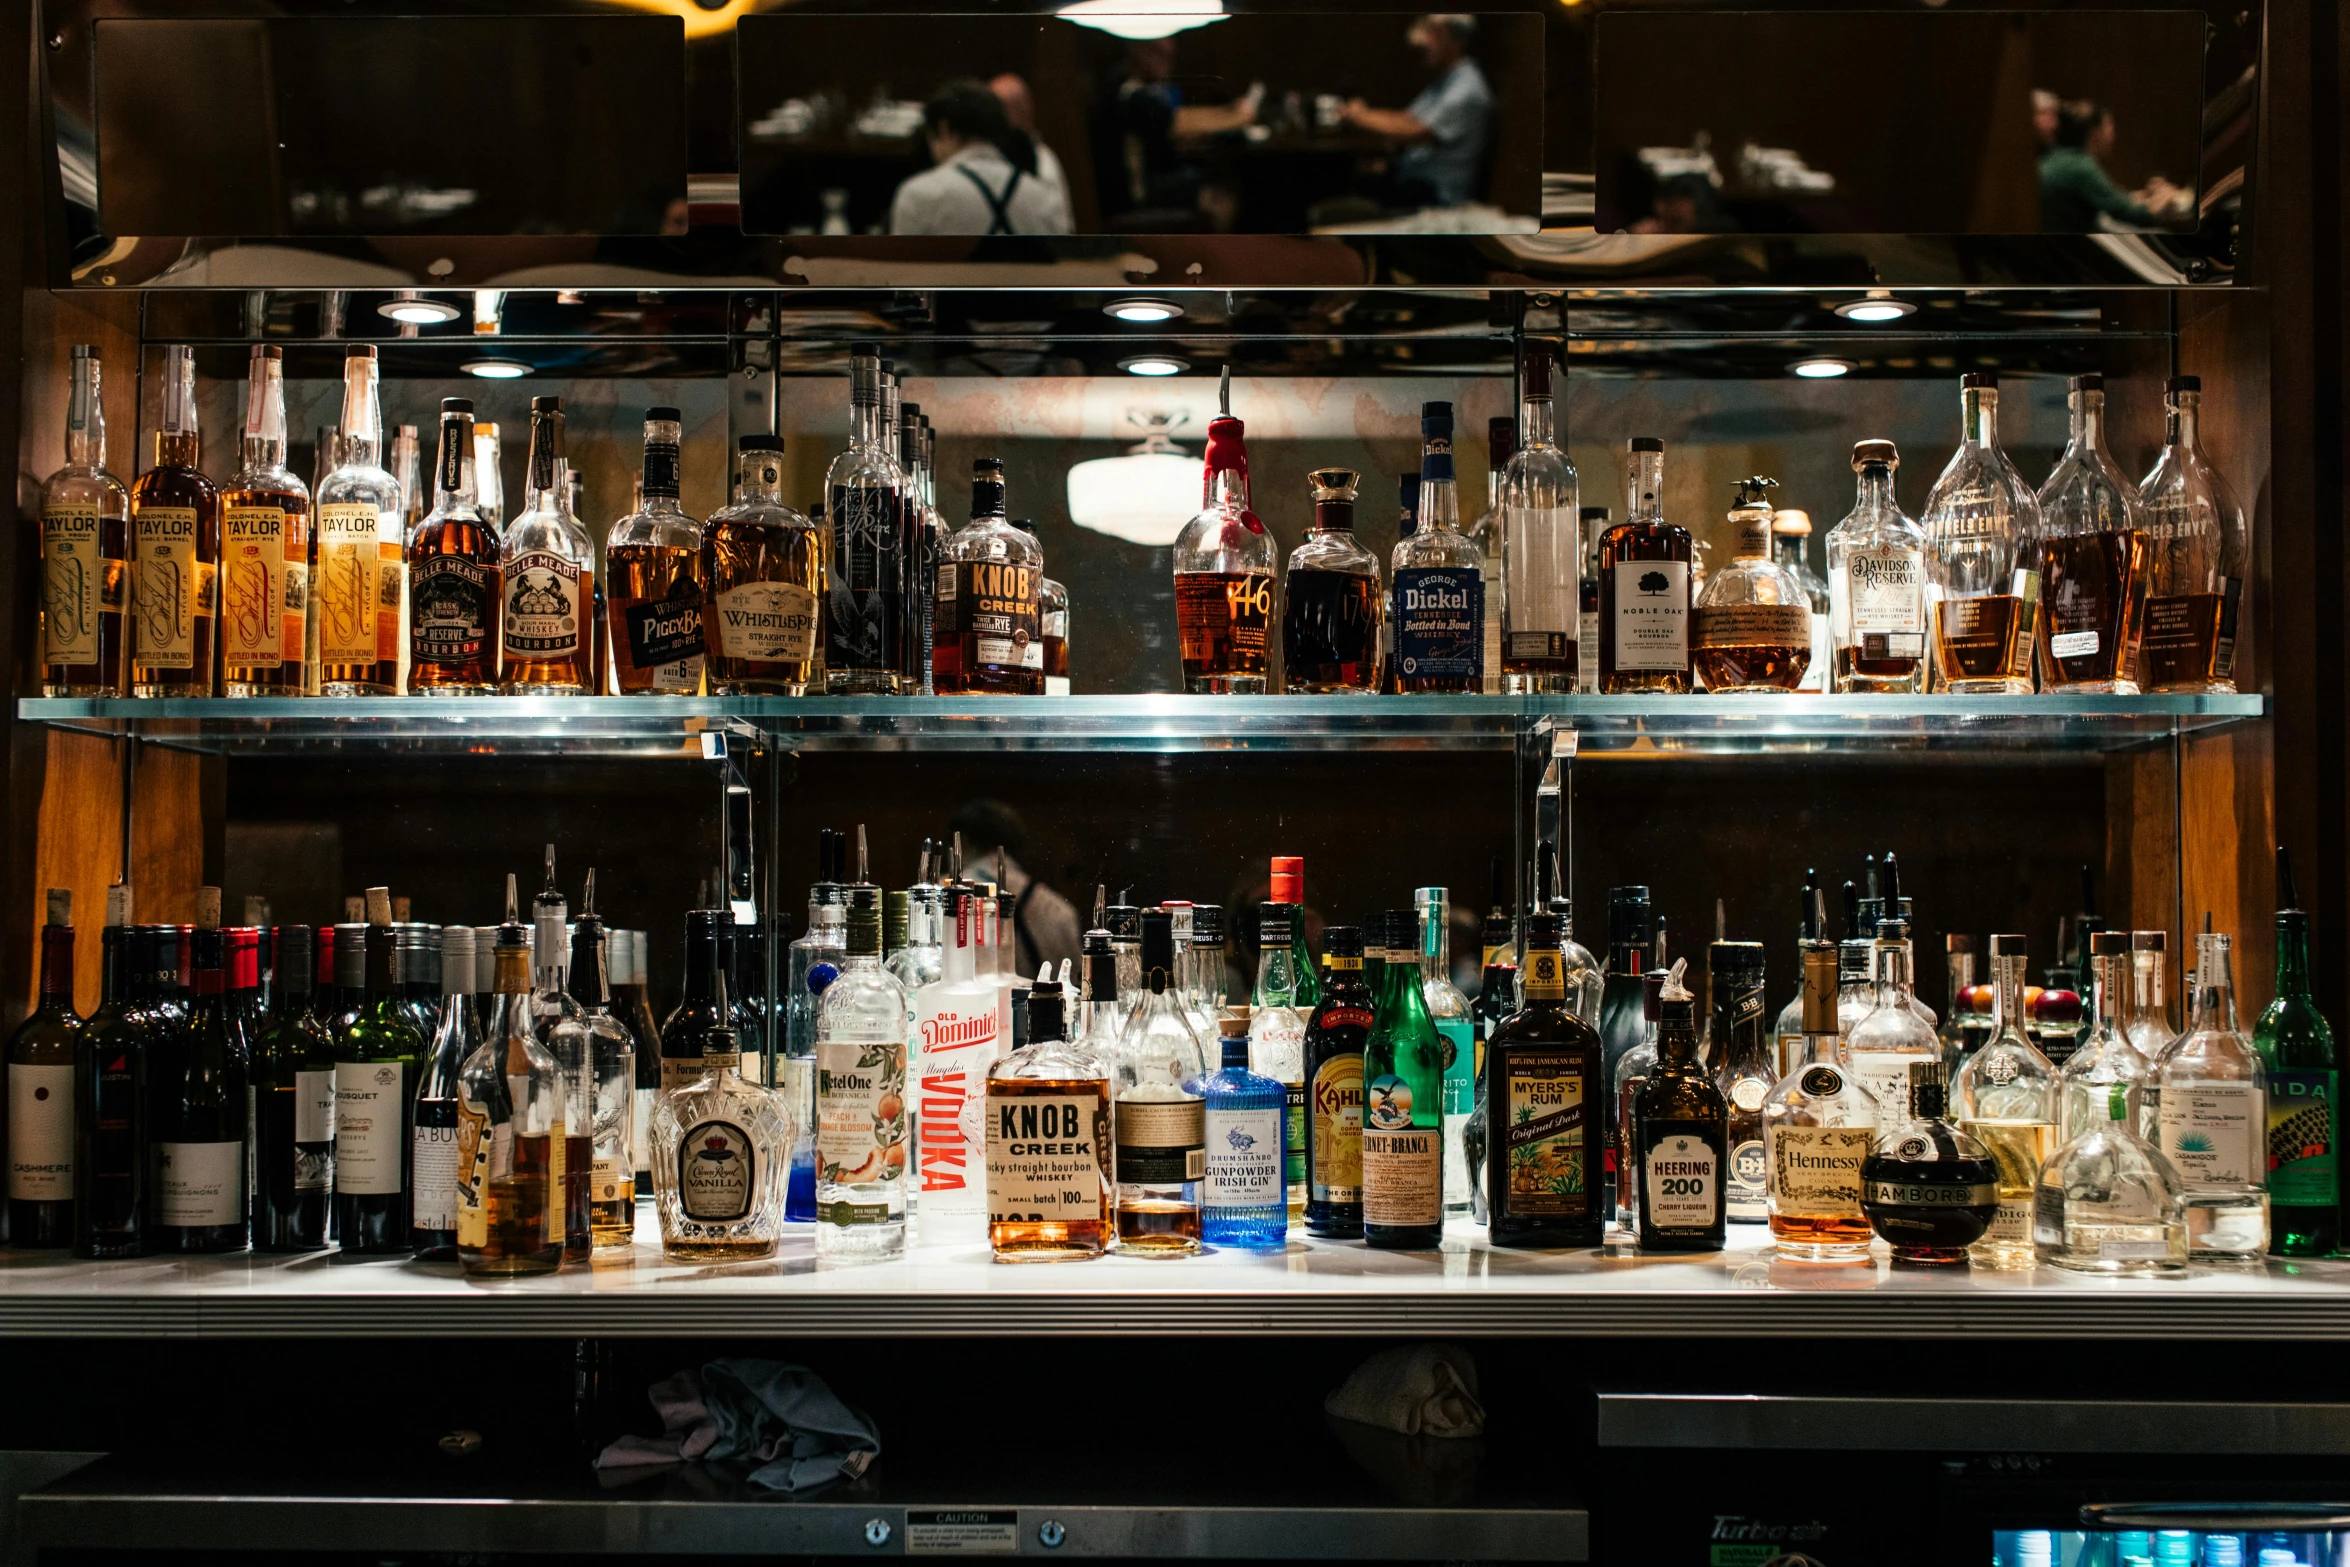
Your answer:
[1595,1392,2350,1454]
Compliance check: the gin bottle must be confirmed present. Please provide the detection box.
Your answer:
[1248,902,1309,1224]
[1499,346,1579,693]
[500,399,594,694]
[1111,910,1207,1255]
[40,345,129,696]
[2058,932,2153,1144]
[1825,440,1927,693]
[2136,375,2248,693]
[1693,476,1813,692]
[2257,848,2338,1255]
[986,972,1111,1261]
[814,887,910,1257]
[1172,408,1276,693]
[1923,374,2042,694]
[1195,1018,1288,1250]
[1415,887,1476,1214]
[825,344,911,694]
[2035,374,2149,693]
[1952,935,2058,1269]
[459,887,564,1278]
[1761,943,1878,1262]
[220,345,311,696]
[2157,930,2269,1260]
[1391,402,1486,693]
[2034,1080,2186,1274]
[314,346,402,696]
[1599,439,1693,694]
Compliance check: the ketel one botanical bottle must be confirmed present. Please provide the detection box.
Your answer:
[814,886,911,1257]
[408,399,502,695]
[501,398,595,693]
[986,971,1112,1261]
[315,345,404,697]
[607,407,707,695]
[1172,396,1276,693]
[1760,942,1878,1262]
[1302,924,1370,1239]
[1110,910,1208,1255]
[1693,476,1814,692]
[1281,468,1384,694]
[2137,375,2249,693]
[219,345,312,696]
[1363,909,1445,1248]
[703,436,823,695]
[130,344,221,698]
[1484,908,1606,1248]
[1633,963,1726,1251]
[2258,848,2338,1256]
[1391,402,1486,694]
[40,345,130,696]
[933,458,1045,695]
[1826,440,1928,693]
[1598,439,1693,694]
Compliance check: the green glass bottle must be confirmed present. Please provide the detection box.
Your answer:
[1289,904,1321,1014]
[1363,909,1444,1248]
[333,892,429,1255]
[2257,847,2338,1256]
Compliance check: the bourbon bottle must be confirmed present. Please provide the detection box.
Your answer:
[703,436,823,695]
[606,408,707,695]
[129,345,221,698]
[1924,374,2042,694]
[2035,374,2149,693]
[933,458,1045,695]
[1172,411,1275,693]
[986,974,1112,1261]
[407,400,502,695]
[1692,477,1813,692]
[313,347,402,697]
[1280,468,1383,693]
[499,398,594,694]
[2136,375,2249,692]
[1598,438,1692,695]
[220,346,311,696]
[42,346,130,696]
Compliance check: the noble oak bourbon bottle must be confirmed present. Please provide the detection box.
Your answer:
[1172,396,1275,693]
[42,346,129,696]
[1598,438,1692,695]
[933,458,1045,695]
[408,400,502,694]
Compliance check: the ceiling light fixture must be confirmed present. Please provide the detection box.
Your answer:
[463,358,532,380]
[1833,293,1916,323]
[1066,412,1201,546]
[1121,354,1186,377]
[1789,356,1854,379]
[1057,0,1226,41]
[377,290,460,325]
[1105,297,1185,324]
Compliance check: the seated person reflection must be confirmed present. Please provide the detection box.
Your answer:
[2038,98,2183,233]
[1336,13,1494,209]
[989,73,1072,214]
[1099,38,1261,230]
[888,79,1074,236]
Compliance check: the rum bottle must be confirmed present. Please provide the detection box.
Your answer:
[608,407,707,695]
[1825,440,1927,693]
[1598,439,1692,694]
[1302,925,1371,1238]
[704,435,822,694]
[458,887,564,1277]
[1632,967,1726,1250]
[1484,909,1605,1248]
[220,345,311,696]
[1110,910,1207,1254]
[1391,402,1486,693]
[408,399,502,694]
[40,345,129,696]
[1499,346,1580,692]
[1280,468,1383,693]
[129,344,220,698]
[2136,375,2249,692]
[824,344,911,694]
[1172,410,1276,693]
[1951,934,2057,1269]
[314,346,403,696]
[986,971,1112,1261]
[1923,373,2042,694]
[2256,847,2337,1256]
[500,399,594,693]
[2035,374,2149,693]
[1692,476,1813,691]
[6,891,82,1248]
[1760,943,1878,1262]
[933,458,1046,694]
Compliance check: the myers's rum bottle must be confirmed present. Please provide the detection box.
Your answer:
[933,457,1045,694]
[220,345,312,696]
[41,345,129,696]
[1172,414,1275,692]
[130,344,221,698]
[314,346,403,696]
[499,398,594,694]
[408,399,502,695]
[607,407,707,695]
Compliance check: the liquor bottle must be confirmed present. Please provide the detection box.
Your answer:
[2058,931,2154,1143]
[2158,930,2269,1260]
[1378,474,1415,695]
[333,890,424,1255]
[1172,406,1276,693]
[1474,859,1520,1039]
[1391,402,1486,694]
[1770,882,1824,1077]
[1693,476,1813,692]
[1597,886,1653,1083]
[1076,925,1124,1062]
[2036,374,2150,693]
[526,855,592,1260]
[1105,894,1144,1027]
[887,871,946,1007]
[1181,903,1225,1040]
[825,345,911,694]
[563,879,639,1254]
[472,422,503,532]
[1269,857,1319,1013]
[605,407,707,696]
[1247,902,1309,1225]
[151,900,247,1251]
[313,346,402,697]
[2257,849,2337,1255]
[1471,415,1511,694]
[1194,1013,1287,1249]
[1002,521,1071,696]
[390,423,422,538]
[1633,969,1726,1251]
[1952,934,2057,1269]
[459,888,564,1277]
[1598,439,1693,695]
[985,971,1111,1261]
[41,345,130,696]
[2126,930,2177,1066]
[1485,908,1606,1247]
[704,436,822,695]
[785,833,848,1214]
[1845,924,1943,1123]
[1761,943,1878,1262]
[1362,908,1445,1247]
[2137,375,2248,692]
[250,925,331,1252]
[72,893,142,1258]
[216,345,311,697]
[1499,347,1579,693]
[1282,468,1384,694]
[2034,1077,2187,1274]
[1109,910,1207,1254]
[654,959,791,1262]
[1825,440,1928,693]
[1576,506,1606,695]
[1301,925,1370,1238]
[616,929,664,1178]
[660,910,728,1091]
[7,891,82,1247]
[412,924,476,1262]
[408,399,501,695]
[1937,933,1983,1079]
[899,401,933,691]
[814,886,910,1255]
[130,344,221,698]
[1861,1061,1998,1266]
[1413,888,1475,1214]
[1709,941,1773,1227]
[933,458,1046,695]
[1769,504,1831,692]
[500,399,593,693]
[1923,373,2042,694]
[912,885,1004,1244]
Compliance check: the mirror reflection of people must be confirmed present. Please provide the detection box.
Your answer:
[888,78,1074,236]
[2038,98,2182,233]
[1337,13,1494,209]
[989,74,1072,214]
[947,798,1083,979]
[1100,39,1261,228]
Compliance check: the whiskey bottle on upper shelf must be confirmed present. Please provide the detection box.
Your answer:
[1280,468,1383,694]
[607,407,707,696]
[1173,410,1276,693]
[1599,439,1693,694]
[42,345,129,697]
[2137,375,2249,693]
[1769,505,1831,692]
[389,423,422,536]
[1923,373,2042,694]
[1693,476,1813,692]
[703,436,822,695]
[408,399,502,695]
[825,344,911,695]
[130,344,221,698]
[500,398,594,694]
[1013,522,1071,694]
[221,346,311,697]
[1499,345,1580,693]
[1826,440,1928,693]
[1391,402,1486,694]
[2036,374,2149,693]
[315,346,403,697]
[933,458,1045,695]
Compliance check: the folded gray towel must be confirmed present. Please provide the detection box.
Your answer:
[595,1359,881,1494]
[1323,1343,1486,1438]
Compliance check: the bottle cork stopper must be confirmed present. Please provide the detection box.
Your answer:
[45,889,71,927]
[365,886,393,926]
[392,895,411,922]
[106,884,132,927]
[243,895,269,926]
[344,895,365,921]
[195,887,223,930]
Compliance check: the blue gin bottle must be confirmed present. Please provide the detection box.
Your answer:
[1197,1026,1289,1249]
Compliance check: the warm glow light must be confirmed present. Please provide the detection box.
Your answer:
[464,359,532,380]
[1058,0,1226,40]
[1122,355,1186,376]
[1790,357,1853,379]
[1833,294,1916,323]
[378,291,459,325]
[604,0,763,41]
[1066,450,1201,547]
[1106,298,1185,323]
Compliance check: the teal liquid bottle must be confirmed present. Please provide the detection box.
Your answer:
[2258,847,2338,1255]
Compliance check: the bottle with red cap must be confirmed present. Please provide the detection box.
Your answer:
[1171,384,1275,693]
[1271,855,1318,1012]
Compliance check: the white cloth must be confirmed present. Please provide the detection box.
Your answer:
[888,144,1074,236]
[1323,1344,1486,1438]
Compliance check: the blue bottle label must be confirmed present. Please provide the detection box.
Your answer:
[1393,567,1484,680]
[1437,1018,1474,1117]
[1204,1105,1284,1209]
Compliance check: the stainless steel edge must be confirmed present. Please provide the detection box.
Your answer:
[1595,1393,2350,1453]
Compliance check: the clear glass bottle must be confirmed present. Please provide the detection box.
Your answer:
[1862,1061,2000,1266]
[825,344,912,694]
[1825,439,1928,694]
[220,345,312,697]
[313,346,401,697]
[1195,1015,1289,1250]
[41,345,130,697]
[1499,346,1580,693]
[407,399,502,695]
[1173,412,1276,693]
[2035,374,2149,694]
[2034,1079,2187,1275]
[458,888,564,1278]
[933,459,1046,695]
[1770,505,1832,692]
[130,344,222,699]
[814,886,910,1258]
[1248,902,1309,1226]
[1693,476,1813,692]
[410,924,476,1262]
[2258,848,2338,1256]
[2059,932,2154,1144]
[2137,375,2249,693]
[473,422,503,532]
[651,967,791,1262]
[1472,415,1511,693]
[703,436,823,695]
[1762,943,1879,1262]
[2156,930,2269,1261]
[1281,468,1383,694]
[1416,887,1476,1214]
[500,398,595,694]
[606,407,706,696]
[986,972,1112,1261]
[1111,910,1207,1255]
[1186,903,1228,1043]
[526,857,591,1260]
[1599,439,1693,694]
[562,878,639,1254]
[1576,506,1606,694]
[1951,935,2058,1270]
[1392,402,1486,694]
[1844,927,1943,1122]
[1923,373,2042,695]
[911,884,1002,1246]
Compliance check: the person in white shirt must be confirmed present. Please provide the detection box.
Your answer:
[988,74,1073,212]
[888,79,1075,236]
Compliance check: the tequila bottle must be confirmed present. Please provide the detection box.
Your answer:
[2136,375,2248,693]
[1923,374,2042,694]
[814,887,910,1257]
[1392,402,1486,693]
[986,972,1111,1261]
[2157,930,2269,1260]
[40,345,129,696]
[1248,902,1309,1224]
[825,345,912,694]
[2127,930,2177,1065]
[500,399,595,694]
[220,345,311,696]
[1693,476,1813,691]
[651,966,791,1262]
[1111,910,1207,1255]
[1951,936,2058,1269]
[1281,468,1384,694]
[2058,932,2153,1144]
[704,436,823,695]
[1861,1061,1998,1266]
[1844,928,1942,1122]
[1173,410,1276,693]
[1598,440,1692,694]
[407,400,502,694]
[1416,887,1476,1214]
[1762,943,1878,1262]
[1499,346,1579,693]
[129,345,221,698]
[607,407,707,695]
[458,889,563,1278]
[1825,440,1927,693]
[1195,1020,1288,1250]
[2257,848,2338,1255]
[2035,374,2149,693]
[314,346,402,696]
[2034,1080,2187,1274]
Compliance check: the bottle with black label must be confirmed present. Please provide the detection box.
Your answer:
[1633,965,1726,1251]
[1709,940,1774,1227]
[608,407,707,696]
[1302,925,1372,1238]
[933,459,1044,695]
[1486,908,1605,1247]
[1390,402,1486,693]
[408,399,501,694]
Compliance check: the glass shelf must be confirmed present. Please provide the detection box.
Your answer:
[16,692,2265,757]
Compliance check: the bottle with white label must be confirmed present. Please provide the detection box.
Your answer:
[2035,374,2150,694]
[2033,1077,2186,1274]
[911,886,1005,1246]
[1113,911,1208,1255]
[412,924,479,1262]
[986,970,1111,1261]
[314,345,402,696]
[2157,930,2270,1260]
[40,345,129,697]
[1598,438,1693,695]
[334,889,427,1255]
[2136,375,2249,694]
[815,886,910,1257]
[1391,402,1486,693]
[251,923,333,1252]
[500,397,594,694]
[704,436,823,695]
[1952,935,2058,1271]
[1827,440,1928,693]
[1633,970,1726,1250]
[1843,926,1942,1125]
[151,898,248,1253]
[7,890,83,1249]
[1194,1017,1288,1250]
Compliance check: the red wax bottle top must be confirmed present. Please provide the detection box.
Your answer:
[1270,855,1303,905]
[1202,416,1264,535]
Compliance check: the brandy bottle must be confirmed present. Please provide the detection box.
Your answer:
[41,345,130,696]
[1923,374,2042,694]
[129,345,221,698]
[607,408,707,695]
[2136,375,2249,693]
[1280,468,1383,693]
[2035,374,2149,693]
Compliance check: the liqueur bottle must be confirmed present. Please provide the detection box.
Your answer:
[408,400,501,694]
[219,345,311,697]
[412,924,478,1262]
[1247,902,1309,1225]
[1862,1061,1998,1266]
[911,885,1003,1245]
[1761,943,1878,1262]
[1597,885,1654,1082]
[334,889,425,1255]
[129,344,221,698]
[1172,403,1276,693]
[1196,1014,1288,1250]
[314,345,403,697]
[561,881,639,1254]
[933,459,1046,695]
[607,407,707,695]
[1499,346,1580,693]
[1709,941,1774,1227]
[1598,439,1693,695]
[2158,930,2269,1260]
[2059,932,2154,1143]
[73,893,143,1259]
[1391,402,1486,694]
[1485,908,1606,1247]
[2258,848,2338,1255]
[1273,856,1320,1012]
[1363,908,1445,1248]
[250,924,332,1253]
[2034,1080,2187,1274]
[40,345,129,697]
[814,886,911,1256]
[2035,374,2149,693]
[1415,887,1476,1214]
[1770,503,1832,692]
[500,399,594,694]
[2137,375,2249,693]
[1301,925,1371,1239]
[661,910,730,1091]
[704,436,823,694]
[1826,440,1928,693]
[1844,923,1943,1121]
[459,888,564,1277]
[986,972,1111,1261]
[151,898,248,1252]
[825,345,912,694]
[1693,476,1813,692]
[1633,967,1726,1251]
[652,962,791,1263]
[1110,911,1207,1254]
[7,891,82,1247]
[1951,935,2058,1269]
[1281,468,1383,693]
[1923,373,2042,694]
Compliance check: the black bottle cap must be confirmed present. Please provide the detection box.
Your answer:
[1642,968,1666,1022]
[1526,911,1563,947]
[738,434,784,452]
[441,397,474,415]
[2167,374,2201,394]
[531,395,562,413]
[1420,400,1453,433]
[1106,902,1142,941]
[850,340,880,357]
[1325,925,1364,960]
[646,405,682,422]
[1191,904,1224,945]
[1580,506,1610,522]
[1027,978,1065,1043]
[1140,909,1175,983]
[1961,372,1997,389]
[1259,902,1292,946]
[1708,939,1766,983]
[1629,437,1664,453]
[273,925,315,992]
[2068,374,2102,394]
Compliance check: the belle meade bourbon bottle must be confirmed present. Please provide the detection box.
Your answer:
[408,400,502,695]
[933,458,1045,695]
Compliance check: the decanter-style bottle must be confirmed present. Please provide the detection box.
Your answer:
[1111,910,1207,1255]
[2136,374,2249,693]
[1172,401,1275,693]
[2058,931,2154,1143]
[986,971,1112,1261]
[1692,475,1813,692]
[814,886,910,1257]
[2034,1079,2187,1274]
[41,345,130,696]
[651,965,792,1262]
[1861,1061,1999,1266]
[1499,345,1580,693]
[1923,373,2042,694]
[1281,468,1383,693]
[2035,374,2149,693]
[1825,439,1928,693]
[1951,934,2058,1269]
[933,458,1045,695]
[2157,930,2269,1260]
[1391,402,1487,693]
[1762,943,1878,1261]
[1599,439,1693,694]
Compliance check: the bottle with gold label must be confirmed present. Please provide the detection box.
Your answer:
[42,346,129,696]
[500,397,595,694]
[407,400,502,695]
[607,407,707,696]
[1693,477,1814,692]
[314,346,402,697]
[1485,908,1605,1247]
[220,345,312,696]
[456,878,563,1278]
[129,344,220,698]
[1761,942,1879,1262]
[702,435,822,695]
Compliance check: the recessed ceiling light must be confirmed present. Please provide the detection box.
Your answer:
[463,358,532,380]
[1105,297,1184,324]
[1790,357,1853,379]
[1121,355,1186,377]
[377,291,460,325]
[1833,295,1916,323]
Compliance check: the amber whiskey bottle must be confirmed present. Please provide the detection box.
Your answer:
[499,398,595,694]
[1486,910,1605,1247]
[1632,983,1727,1250]
[1598,438,1692,694]
[314,346,404,697]
[130,345,221,698]
[704,436,823,694]
[220,345,313,696]
[42,345,130,697]
[934,458,1046,695]
[608,408,707,695]
[1172,413,1276,692]
[408,400,503,694]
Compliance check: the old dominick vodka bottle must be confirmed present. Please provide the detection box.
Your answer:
[704,435,823,694]
[933,458,1045,694]
[1924,373,2042,694]
[2137,375,2248,692]
[1598,438,1693,694]
[500,398,594,693]
[1826,440,1927,693]
[911,885,1004,1243]
[825,344,911,694]
[220,345,311,695]
[130,344,221,698]
[1499,344,1579,692]
[608,407,707,695]
[408,400,501,694]
[313,346,402,695]
[42,345,130,695]
[2035,374,2149,693]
